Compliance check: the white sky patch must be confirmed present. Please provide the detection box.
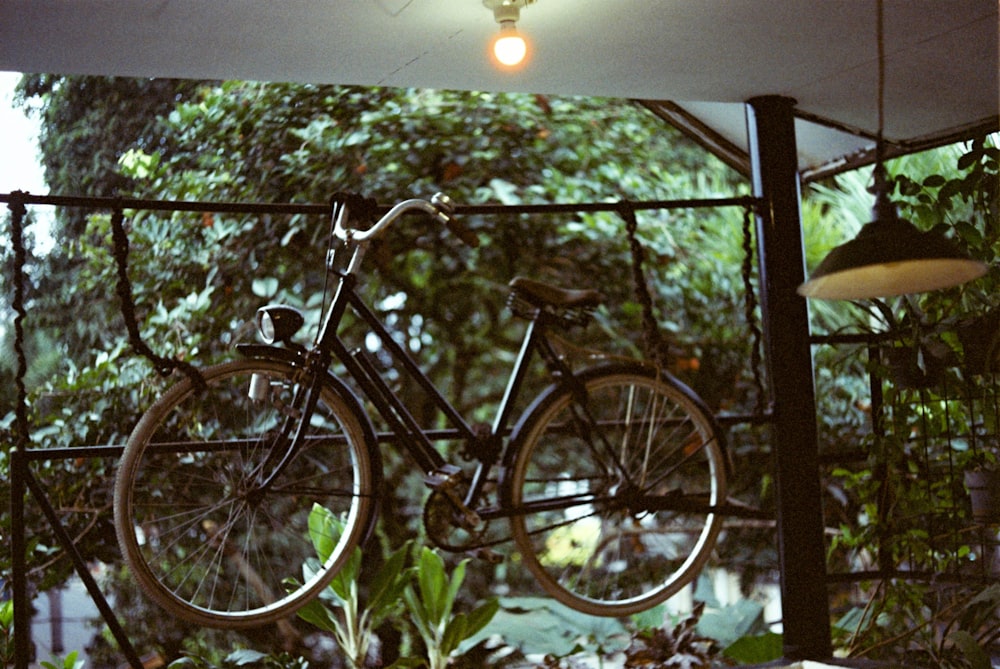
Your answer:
[1,70,53,253]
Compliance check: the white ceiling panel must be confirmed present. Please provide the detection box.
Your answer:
[1,0,996,177]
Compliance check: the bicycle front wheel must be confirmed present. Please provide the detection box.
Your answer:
[114,357,378,628]
[507,363,727,616]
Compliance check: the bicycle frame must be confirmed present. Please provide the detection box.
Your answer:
[115,193,733,625]
[251,196,576,520]
[325,273,569,510]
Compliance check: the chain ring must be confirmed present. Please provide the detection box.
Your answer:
[423,488,489,552]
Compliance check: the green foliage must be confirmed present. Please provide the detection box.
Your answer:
[38,650,84,669]
[816,136,1000,665]
[834,582,1000,668]
[294,504,499,669]
[467,596,626,661]
[0,598,13,665]
[401,547,499,669]
[721,631,783,665]
[14,75,203,207]
[294,505,411,669]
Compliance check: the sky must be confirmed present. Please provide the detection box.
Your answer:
[0,71,46,194]
[1,70,53,252]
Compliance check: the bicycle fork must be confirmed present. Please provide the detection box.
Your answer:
[245,368,320,495]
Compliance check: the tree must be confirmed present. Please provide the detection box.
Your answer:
[6,76,771,664]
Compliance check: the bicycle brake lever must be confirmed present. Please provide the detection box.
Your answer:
[432,192,479,248]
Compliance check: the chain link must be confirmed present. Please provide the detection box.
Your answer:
[7,192,30,449]
[109,206,205,387]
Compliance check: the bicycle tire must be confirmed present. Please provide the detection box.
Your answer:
[506,362,727,616]
[114,357,379,628]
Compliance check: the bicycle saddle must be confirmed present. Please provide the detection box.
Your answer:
[509,276,603,309]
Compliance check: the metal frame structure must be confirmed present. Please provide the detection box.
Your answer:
[4,189,771,667]
[5,103,994,663]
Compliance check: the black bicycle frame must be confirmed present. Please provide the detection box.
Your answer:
[303,268,567,511]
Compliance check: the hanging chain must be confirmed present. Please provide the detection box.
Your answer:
[7,192,30,449]
[110,207,205,387]
[741,204,768,416]
[621,201,675,370]
[622,198,768,416]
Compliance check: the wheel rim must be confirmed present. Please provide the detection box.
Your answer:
[510,370,725,615]
[115,360,374,627]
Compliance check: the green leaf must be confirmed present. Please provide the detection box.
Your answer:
[295,596,340,634]
[722,632,784,663]
[442,558,468,625]
[328,547,362,603]
[698,598,765,646]
[833,606,876,636]
[308,503,339,562]
[463,597,500,639]
[404,584,434,640]
[958,149,981,171]
[224,649,269,666]
[441,613,468,655]
[922,174,946,188]
[630,603,666,630]
[948,630,991,669]
[252,276,279,298]
[417,547,447,625]
[366,543,412,624]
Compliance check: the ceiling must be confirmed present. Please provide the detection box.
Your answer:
[2,0,997,180]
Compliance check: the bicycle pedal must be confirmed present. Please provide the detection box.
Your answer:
[424,464,463,489]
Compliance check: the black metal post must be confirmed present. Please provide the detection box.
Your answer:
[19,465,145,668]
[11,448,30,669]
[746,95,833,660]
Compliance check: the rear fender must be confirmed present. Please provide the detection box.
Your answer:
[498,362,731,500]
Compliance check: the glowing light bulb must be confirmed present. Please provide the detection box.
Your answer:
[491,21,528,67]
[484,0,535,70]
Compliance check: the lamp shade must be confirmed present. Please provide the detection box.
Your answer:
[798,207,988,300]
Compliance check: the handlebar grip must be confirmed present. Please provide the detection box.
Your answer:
[431,193,479,248]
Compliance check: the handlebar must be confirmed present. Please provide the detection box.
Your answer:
[333,192,479,248]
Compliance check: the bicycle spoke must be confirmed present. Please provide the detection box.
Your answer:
[115,359,376,627]
[509,365,726,616]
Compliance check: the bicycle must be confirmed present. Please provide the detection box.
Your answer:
[113,192,729,629]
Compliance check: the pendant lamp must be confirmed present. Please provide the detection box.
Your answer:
[797,0,987,300]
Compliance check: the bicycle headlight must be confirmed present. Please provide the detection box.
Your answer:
[256,305,305,345]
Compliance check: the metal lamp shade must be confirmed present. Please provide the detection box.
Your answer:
[798,211,988,300]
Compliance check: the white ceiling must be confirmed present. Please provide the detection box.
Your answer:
[2,0,997,178]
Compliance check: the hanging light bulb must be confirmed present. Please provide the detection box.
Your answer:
[492,21,528,67]
[484,0,535,69]
[798,0,987,300]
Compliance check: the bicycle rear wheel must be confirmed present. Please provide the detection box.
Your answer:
[114,357,378,628]
[507,363,727,616]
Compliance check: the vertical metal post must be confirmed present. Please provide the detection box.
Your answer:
[11,448,30,669]
[746,95,832,660]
